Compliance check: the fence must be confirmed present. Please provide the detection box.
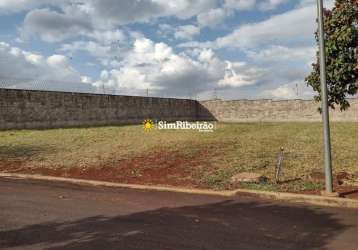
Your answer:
[0,77,270,101]
[0,77,199,100]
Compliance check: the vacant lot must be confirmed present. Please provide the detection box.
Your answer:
[0,123,357,192]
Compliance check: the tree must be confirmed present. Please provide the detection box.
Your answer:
[306,0,358,111]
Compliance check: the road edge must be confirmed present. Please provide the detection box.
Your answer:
[1,172,357,209]
[0,173,236,197]
[232,188,358,209]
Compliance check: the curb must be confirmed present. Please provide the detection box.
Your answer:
[0,173,236,197]
[232,188,358,209]
[1,172,357,209]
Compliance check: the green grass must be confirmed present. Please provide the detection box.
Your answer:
[1,122,358,190]
[239,180,324,193]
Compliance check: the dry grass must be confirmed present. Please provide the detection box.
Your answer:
[1,122,357,190]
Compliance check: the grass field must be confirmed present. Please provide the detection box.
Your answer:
[1,122,358,192]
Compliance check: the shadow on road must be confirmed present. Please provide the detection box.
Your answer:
[0,200,350,249]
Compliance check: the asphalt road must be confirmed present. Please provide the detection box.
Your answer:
[0,177,357,250]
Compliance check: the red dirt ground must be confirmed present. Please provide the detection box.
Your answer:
[1,149,358,199]
[0,148,219,188]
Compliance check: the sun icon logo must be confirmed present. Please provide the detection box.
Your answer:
[143,119,154,131]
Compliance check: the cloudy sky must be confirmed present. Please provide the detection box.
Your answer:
[0,0,334,100]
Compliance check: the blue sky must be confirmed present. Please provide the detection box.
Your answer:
[0,0,334,99]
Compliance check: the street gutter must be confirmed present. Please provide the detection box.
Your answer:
[1,172,357,209]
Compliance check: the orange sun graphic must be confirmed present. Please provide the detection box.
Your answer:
[143,119,154,131]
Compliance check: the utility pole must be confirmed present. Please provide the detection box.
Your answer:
[317,0,333,194]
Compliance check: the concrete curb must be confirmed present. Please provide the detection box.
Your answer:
[0,173,236,197]
[232,188,358,209]
[1,172,357,209]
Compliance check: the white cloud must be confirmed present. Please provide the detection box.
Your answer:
[157,24,201,41]
[0,42,93,91]
[0,0,72,13]
[258,0,288,11]
[269,84,297,99]
[174,25,200,40]
[88,30,126,45]
[224,0,256,10]
[224,0,288,11]
[298,0,334,9]
[21,8,92,42]
[60,41,112,60]
[16,0,296,44]
[246,46,316,64]
[264,81,314,100]
[81,76,92,84]
[181,2,318,50]
[47,54,70,68]
[261,79,315,100]
[197,8,227,27]
[18,1,217,43]
[92,37,263,97]
[1,0,326,100]
[215,4,317,49]
[150,0,218,20]
[197,0,288,29]
[218,61,264,87]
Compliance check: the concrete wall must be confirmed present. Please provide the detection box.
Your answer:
[199,99,358,122]
[0,89,210,130]
[1,88,358,130]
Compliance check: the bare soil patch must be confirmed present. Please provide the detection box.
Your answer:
[0,148,219,188]
[1,157,358,199]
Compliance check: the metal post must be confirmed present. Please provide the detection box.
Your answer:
[102,83,106,94]
[275,147,285,184]
[317,0,333,193]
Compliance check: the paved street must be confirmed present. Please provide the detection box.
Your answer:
[0,177,357,249]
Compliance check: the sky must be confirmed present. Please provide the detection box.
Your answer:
[0,0,335,100]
